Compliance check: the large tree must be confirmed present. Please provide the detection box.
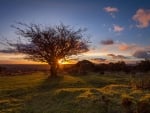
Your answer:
[11,23,89,77]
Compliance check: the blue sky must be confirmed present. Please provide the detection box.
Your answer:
[0,0,150,64]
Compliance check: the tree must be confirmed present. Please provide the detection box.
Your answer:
[10,23,89,77]
[137,59,150,72]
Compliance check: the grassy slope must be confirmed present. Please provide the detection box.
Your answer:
[0,72,150,113]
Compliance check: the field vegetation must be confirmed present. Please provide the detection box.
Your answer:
[0,65,150,113]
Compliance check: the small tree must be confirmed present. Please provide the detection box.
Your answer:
[11,23,89,77]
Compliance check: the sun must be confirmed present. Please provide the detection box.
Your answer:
[58,59,63,64]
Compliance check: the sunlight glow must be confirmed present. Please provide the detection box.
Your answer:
[58,59,70,64]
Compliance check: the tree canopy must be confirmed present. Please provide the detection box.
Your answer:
[11,23,89,77]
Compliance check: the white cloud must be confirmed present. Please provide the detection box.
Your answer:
[104,6,118,13]
[113,25,124,32]
[133,9,150,28]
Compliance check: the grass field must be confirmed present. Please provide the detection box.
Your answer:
[0,72,150,113]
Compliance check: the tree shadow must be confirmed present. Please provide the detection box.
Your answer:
[19,75,87,113]
[37,75,64,92]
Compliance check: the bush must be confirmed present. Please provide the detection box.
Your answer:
[121,95,134,113]
[137,95,150,113]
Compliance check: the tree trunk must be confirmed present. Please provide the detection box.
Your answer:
[50,61,58,78]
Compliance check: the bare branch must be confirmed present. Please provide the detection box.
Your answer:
[8,23,90,77]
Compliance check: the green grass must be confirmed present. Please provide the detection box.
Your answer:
[0,72,150,113]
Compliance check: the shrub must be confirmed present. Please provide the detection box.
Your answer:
[121,95,134,113]
[137,95,150,113]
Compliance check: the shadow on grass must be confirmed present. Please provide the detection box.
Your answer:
[0,74,65,113]
[20,76,87,113]
[37,75,64,92]
[75,74,114,88]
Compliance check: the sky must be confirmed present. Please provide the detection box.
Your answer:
[0,0,150,64]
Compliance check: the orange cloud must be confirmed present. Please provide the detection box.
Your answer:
[113,25,124,32]
[133,9,150,28]
[103,6,118,18]
[118,43,137,51]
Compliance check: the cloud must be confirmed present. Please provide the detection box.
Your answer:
[100,39,114,45]
[103,6,118,18]
[133,9,150,28]
[107,54,115,57]
[113,25,124,32]
[107,54,127,59]
[90,58,107,64]
[104,6,118,13]
[118,43,137,51]
[92,58,106,62]
[0,49,17,54]
[133,50,150,59]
